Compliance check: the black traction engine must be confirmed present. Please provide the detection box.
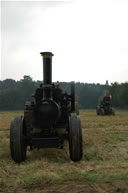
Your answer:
[10,52,83,163]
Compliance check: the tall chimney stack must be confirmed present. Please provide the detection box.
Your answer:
[40,52,54,100]
[40,52,54,84]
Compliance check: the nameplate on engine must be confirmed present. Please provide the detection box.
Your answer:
[42,101,49,104]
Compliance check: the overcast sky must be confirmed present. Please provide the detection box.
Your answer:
[1,0,128,84]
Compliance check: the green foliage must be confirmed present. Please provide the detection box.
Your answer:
[0,76,37,110]
[0,76,128,110]
[109,82,128,108]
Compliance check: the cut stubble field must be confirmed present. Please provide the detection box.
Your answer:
[0,110,128,193]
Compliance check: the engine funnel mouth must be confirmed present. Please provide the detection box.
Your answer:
[40,52,54,58]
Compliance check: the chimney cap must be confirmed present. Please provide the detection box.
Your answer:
[40,52,54,57]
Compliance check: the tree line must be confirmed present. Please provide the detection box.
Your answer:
[0,76,128,110]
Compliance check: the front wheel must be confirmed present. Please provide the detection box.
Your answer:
[10,116,27,163]
[96,106,100,115]
[69,113,83,162]
[101,108,104,115]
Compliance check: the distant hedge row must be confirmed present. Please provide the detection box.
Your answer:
[0,76,128,110]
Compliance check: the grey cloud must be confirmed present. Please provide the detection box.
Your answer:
[1,1,71,53]
[1,1,56,33]
[1,1,72,79]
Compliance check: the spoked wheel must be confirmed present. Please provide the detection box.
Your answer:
[69,113,83,162]
[10,116,27,163]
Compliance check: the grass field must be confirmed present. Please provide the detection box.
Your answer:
[0,110,128,193]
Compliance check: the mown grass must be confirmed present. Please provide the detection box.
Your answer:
[0,111,23,130]
[0,110,128,192]
[81,109,128,128]
[83,169,128,184]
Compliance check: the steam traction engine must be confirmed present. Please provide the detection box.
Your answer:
[96,94,115,115]
[10,52,83,163]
